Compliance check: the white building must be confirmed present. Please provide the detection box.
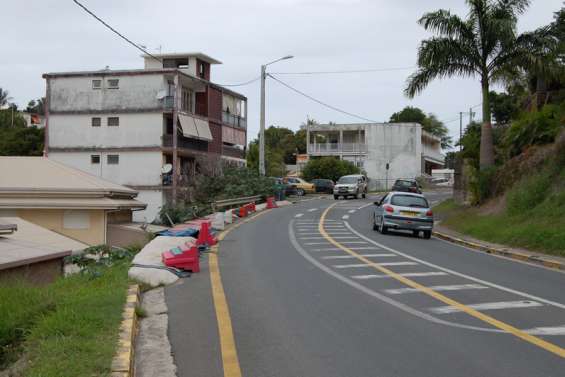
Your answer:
[306,123,444,190]
[43,52,247,223]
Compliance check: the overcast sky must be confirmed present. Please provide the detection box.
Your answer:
[2,0,561,147]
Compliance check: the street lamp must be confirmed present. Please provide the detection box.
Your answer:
[259,55,294,176]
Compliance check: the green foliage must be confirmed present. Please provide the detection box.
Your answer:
[468,166,498,205]
[0,109,44,156]
[389,106,426,124]
[64,245,136,278]
[159,167,275,224]
[489,90,521,124]
[301,157,360,182]
[389,106,451,148]
[503,103,565,158]
[506,169,552,216]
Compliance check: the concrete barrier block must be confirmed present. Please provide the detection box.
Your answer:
[224,209,233,224]
[212,212,225,230]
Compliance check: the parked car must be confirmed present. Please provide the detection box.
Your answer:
[311,179,335,194]
[391,179,422,194]
[284,177,316,196]
[333,174,368,199]
[373,192,433,238]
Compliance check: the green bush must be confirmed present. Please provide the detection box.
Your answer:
[301,157,360,182]
[506,169,554,216]
[468,166,497,205]
[504,103,565,158]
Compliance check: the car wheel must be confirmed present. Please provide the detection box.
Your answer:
[380,217,388,235]
[296,188,305,196]
[412,230,420,238]
[423,230,432,239]
[334,195,339,200]
[362,192,366,199]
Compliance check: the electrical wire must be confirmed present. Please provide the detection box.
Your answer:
[270,66,416,75]
[268,74,379,123]
[217,76,261,87]
[72,0,162,63]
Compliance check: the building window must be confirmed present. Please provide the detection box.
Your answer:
[92,79,102,89]
[107,117,119,127]
[91,155,100,164]
[107,79,119,89]
[107,155,119,165]
[91,117,101,127]
[181,88,194,113]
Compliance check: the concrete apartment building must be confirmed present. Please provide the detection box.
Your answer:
[306,122,444,190]
[43,52,247,222]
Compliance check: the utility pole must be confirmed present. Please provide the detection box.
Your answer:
[258,55,294,176]
[259,65,266,176]
[469,107,474,124]
[459,112,463,152]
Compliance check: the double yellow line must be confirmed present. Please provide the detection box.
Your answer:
[319,203,565,359]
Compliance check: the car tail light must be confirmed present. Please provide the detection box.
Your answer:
[426,210,433,217]
[384,205,394,213]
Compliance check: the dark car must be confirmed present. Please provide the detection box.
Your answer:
[311,179,335,194]
[391,179,422,194]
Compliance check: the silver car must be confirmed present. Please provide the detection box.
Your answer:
[373,192,434,239]
[333,175,367,199]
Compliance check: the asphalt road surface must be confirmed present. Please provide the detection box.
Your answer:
[166,191,565,377]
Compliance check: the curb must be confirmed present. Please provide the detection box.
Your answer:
[111,284,140,377]
[433,231,565,272]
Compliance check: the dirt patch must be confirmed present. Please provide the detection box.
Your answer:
[479,193,507,216]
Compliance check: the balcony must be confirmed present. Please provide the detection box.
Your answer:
[162,96,174,110]
[308,143,368,155]
[222,144,245,159]
[162,134,208,152]
[222,112,247,129]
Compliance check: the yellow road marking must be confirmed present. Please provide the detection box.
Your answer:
[210,209,272,377]
[319,204,565,359]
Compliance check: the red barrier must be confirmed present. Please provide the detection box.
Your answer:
[266,196,277,209]
[196,221,217,247]
[239,206,248,218]
[245,202,256,213]
[162,243,200,272]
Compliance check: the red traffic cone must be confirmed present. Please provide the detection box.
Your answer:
[196,221,217,247]
[266,196,278,209]
[239,206,248,218]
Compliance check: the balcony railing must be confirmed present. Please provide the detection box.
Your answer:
[308,143,367,154]
[222,144,245,159]
[162,96,174,110]
[222,112,247,129]
[162,134,208,152]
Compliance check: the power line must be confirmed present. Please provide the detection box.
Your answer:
[72,0,162,63]
[270,66,416,75]
[268,74,379,123]
[217,76,261,87]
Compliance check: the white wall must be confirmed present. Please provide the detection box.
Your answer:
[133,190,163,223]
[364,123,422,190]
[49,151,163,186]
[49,113,163,148]
[49,74,167,112]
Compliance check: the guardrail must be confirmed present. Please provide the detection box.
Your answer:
[211,195,262,213]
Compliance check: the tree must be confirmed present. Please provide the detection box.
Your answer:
[389,106,452,148]
[0,126,44,156]
[26,98,45,115]
[301,157,360,182]
[0,88,11,108]
[405,0,537,169]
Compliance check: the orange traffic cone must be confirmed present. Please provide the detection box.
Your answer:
[196,221,217,247]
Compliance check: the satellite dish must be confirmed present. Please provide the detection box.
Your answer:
[161,164,173,174]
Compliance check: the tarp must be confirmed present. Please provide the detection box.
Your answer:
[156,228,198,237]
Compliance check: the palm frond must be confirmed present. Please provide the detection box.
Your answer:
[418,9,474,40]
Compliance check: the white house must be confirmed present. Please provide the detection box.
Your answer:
[43,52,247,223]
[306,122,444,190]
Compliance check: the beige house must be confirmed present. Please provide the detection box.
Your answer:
[0,157,146,245]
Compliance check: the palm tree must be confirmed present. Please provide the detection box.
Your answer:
[405,0,534,169]
[0,88,11,108]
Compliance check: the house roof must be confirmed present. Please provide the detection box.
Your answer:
[143,52,222,64]
[0,217,85,271]
[0,157,146,210]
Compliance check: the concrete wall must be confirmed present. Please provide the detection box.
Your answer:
[134,190,163,223]
[49,113,163,148]
[49,74,167,112]
[49,151,163,187]
[16,208,106,245]
[364,123,422,190]
[0,258,64,285]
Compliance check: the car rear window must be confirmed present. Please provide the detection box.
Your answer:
[395,180,415,187]
[391,195,429,208]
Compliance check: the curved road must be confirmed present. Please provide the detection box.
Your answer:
[166,194,565,377]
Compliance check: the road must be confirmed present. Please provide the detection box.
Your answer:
[166,191,565,377]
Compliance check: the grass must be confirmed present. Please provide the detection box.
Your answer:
[0,262,130,376]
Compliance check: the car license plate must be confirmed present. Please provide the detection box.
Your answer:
[400,211,418,217]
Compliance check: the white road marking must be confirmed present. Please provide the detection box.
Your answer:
[430,300,543,315]
[307,208,318,212]
[323,254,396,260]
[344,222,565,311]
[297,220,337,223]
[334,262,418,268]
[348,210,356,213]
[385,284,489,295]
[358,203,373,210]
[338,241,369,244]
[300,236,358,240]
[311,248,344,252]
[342,215,350,219]
[294,213,304,218]
[352,272,449,280]
[348,247,383,250]
[524,326,565,336]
